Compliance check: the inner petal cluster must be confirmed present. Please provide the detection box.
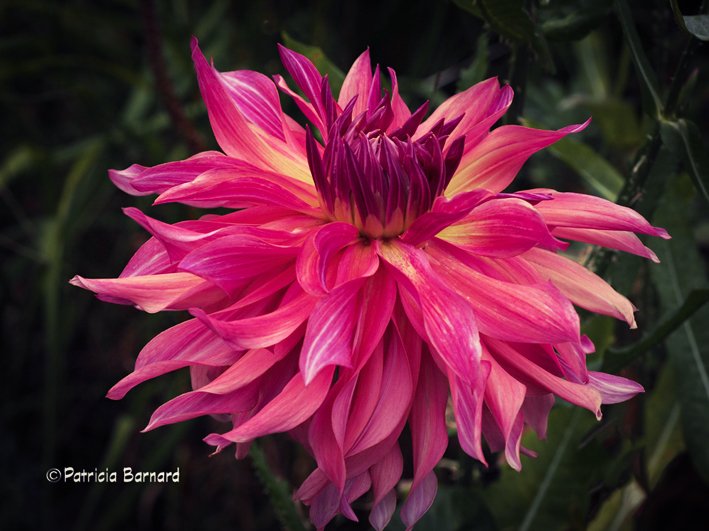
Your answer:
[306,90,464,239]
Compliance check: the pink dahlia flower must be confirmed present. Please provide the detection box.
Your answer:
[72,39,668,529]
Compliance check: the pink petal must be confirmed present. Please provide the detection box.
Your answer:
[192,288,316,350]
[144,384,258,431]
[338,48,372,115]
[178,231,300,294]
[553,226,660,262]
[400,471,438,530]
[370,444,403,506]
[69,272,223,313]
[533,191,670,238]
[219,69,286,142]
[107,318,238,399]
[427,241,581,344]
[108,151,236,196]
[118,237,172,277]
[409,352,449,489]
[351,269,396,370]
[370,489,397,531]
[296,223,363,296]
[449,362,491,463]
[415,78,511,151]
[521,393,555,440]
[300,278,366,384]
[191,38,311,181]
[482,351,526,470]
[348,329,414,454]
[154,167,319,212]
[486,338,603,419]
[587,371,644,404]
[439,197,567,257]
[524,248,637,328]
[387,67,411,129]
[379,241,481,385]
[204,366,335,445]
[447,120,590,195]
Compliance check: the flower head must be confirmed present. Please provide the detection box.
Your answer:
[71,39,669,529]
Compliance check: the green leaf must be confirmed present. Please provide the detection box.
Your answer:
[281,32,345,93]
[603,289,709,373]
[539,0,612,41]
[651,175,709,483]
[415,486,498,531]
[479,0,535,43]
[451,0,483,17]
[659,119,709,205]
[457,33,489,92]
[614,0,663,116]
[250,442,307,531]
[484,408,607,531]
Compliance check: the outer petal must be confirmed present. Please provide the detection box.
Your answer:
[588,371,644,404]
[553,227,660,262]
[108,151,237,196]
[204,366,335,446]
[438,197,567,257]
[486,338,603,418]
[523,247,637,328]
[300,278,366,384]
[338,49,372,115]
[154,167,319,212]
[192,288,316,350]
[532,190,670,238]
[191,39,311,181]
[69,272,224,313]
[379,241,481,385]
[427,241,581,344]
[447,120,590,195]
[106,318,238,399]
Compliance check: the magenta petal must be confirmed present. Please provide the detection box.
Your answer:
[370,489,397,531]
[521,394,555,440]
[448,120,590,195]
[192,288,316,349]
[380,241,481,385]
[409,352,449,489]
[338,48,372,115]
[144,385,258,431]
[428,241,581,344]
[487,338,603,419]
[450,362,491,463]
[69,272,223,313]
[154,167,319,212]
[587,371,644,404]
[219,69,287,142]
[191,39,310,181]
[300,278,366,384]
[440,197,567,257]
[204,366,335,445]
[533,190,670,238]
[370,444,403,506]
[482,352,526,471]
[553,227,660,262]
[524,247,637,328]
[400,471,438,530]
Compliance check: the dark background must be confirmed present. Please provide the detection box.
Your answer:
[2,0,708,529]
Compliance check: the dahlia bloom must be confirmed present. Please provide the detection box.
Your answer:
[71,39,668,529]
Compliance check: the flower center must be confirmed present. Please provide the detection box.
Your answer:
[306,97,464,239]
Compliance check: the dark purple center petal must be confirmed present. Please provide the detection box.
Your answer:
[306,91,464,239]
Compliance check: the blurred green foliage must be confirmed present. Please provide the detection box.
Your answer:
[2,0,708,530]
